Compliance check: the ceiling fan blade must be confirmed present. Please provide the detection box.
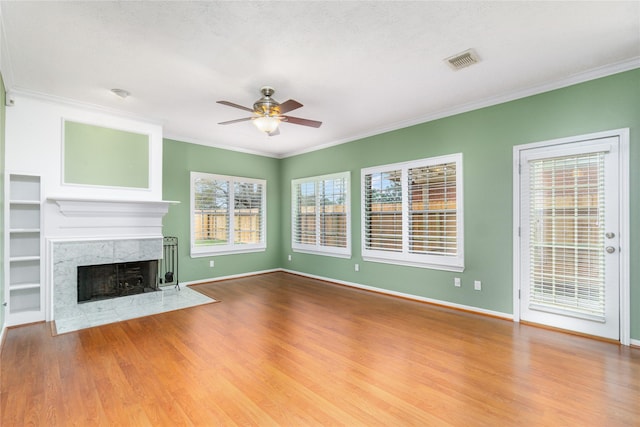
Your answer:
[217,100,254,113]
[281,115,322,128]
[278,99,303,114]
[218,117,253,125]
[268,128,280,137]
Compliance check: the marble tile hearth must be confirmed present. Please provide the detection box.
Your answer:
[52,238,215,334]
[54,285,215,334]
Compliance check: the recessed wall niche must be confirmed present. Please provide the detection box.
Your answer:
[63,120,150,189]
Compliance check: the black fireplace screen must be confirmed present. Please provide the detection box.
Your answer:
[77,260,159,303]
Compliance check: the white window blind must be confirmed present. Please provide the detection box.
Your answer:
[294,181,316,246]
[362,154,463,272]
[194,176,230,246]
[408,163,457,256]
[234,181,265,245]
[363,170,402,252]
[191,172,266,256]
[528,152,606,318]
[292,172,350,258]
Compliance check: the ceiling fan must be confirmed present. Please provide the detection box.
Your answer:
[217,86,322,136]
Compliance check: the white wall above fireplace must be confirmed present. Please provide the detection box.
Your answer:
[5,93,164,202]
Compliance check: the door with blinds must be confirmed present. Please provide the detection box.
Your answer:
[519,136,620,340]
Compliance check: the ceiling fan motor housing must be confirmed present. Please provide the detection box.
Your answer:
[253,86,280,116]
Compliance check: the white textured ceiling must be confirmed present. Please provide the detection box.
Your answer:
[1,1,638,158]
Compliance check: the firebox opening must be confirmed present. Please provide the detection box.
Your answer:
[77,260,159,303]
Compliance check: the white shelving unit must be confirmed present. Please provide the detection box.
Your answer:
[5,173,44,325]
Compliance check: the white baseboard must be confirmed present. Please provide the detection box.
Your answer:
[181,269,640,345]
[181,268,282,287]
[0,323,6,352]
[281,268,513,320]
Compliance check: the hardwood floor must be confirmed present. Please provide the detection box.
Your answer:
[1,271,639,426]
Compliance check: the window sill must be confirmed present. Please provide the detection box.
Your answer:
[191,246,266,258]
[292,247,351,259]
[362,255,465,272]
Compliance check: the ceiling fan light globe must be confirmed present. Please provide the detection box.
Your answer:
[253,116,280,133]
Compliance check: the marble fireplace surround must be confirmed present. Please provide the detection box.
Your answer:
[52,237,163,322]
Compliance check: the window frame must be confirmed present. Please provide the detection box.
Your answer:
[361,153,464,272]
[291,171,351,258]
[190,171,266,257]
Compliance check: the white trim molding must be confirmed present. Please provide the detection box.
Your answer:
[0,325,6,352]
[6,88,165,127]
[182,268,512,320]
[281,268,512,320]
[281,58,640,159]
[181,269,282,287]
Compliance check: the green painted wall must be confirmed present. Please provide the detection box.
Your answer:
[0,72,5,329]
[162,69,639,340]
[279,69,639,337]
[64,121,149,188]
[162,139,281,281]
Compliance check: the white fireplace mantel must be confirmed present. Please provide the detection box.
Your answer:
[46,197,179,239]
[50,197,179,218]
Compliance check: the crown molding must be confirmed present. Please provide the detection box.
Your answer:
[162,131,282,159]
[4,56,638,160]
[6,87,165,127]
[281,58,640,159]
[161,56,640,160]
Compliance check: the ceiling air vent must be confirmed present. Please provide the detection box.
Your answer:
[445,49,480,70]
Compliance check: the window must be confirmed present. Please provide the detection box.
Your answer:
[191,172,266,256]
[362,153,463,271]
[292,172,350,258]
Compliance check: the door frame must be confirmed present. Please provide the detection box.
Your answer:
[512,129,630,345]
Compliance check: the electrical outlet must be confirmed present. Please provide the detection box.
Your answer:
[454,277,461,287]
[288,254,292,261]
[474,280,481,291]
[355,263,359,272]
[209,260,215,268]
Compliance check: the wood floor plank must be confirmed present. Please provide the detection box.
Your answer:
[1,271,639,426]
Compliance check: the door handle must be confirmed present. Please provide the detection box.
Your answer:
[606,232,615,239]
[606,246,616,254]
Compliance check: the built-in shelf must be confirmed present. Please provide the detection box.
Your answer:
[9,256,41,262]
[9,228,40,233]
[10,200,41,205]
[9,283,41,291]
[5,173,44,324]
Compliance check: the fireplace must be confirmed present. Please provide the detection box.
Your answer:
[47,198,176,324]
[77,260,159,303]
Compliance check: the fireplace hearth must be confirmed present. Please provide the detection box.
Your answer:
[77,260,158,303]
